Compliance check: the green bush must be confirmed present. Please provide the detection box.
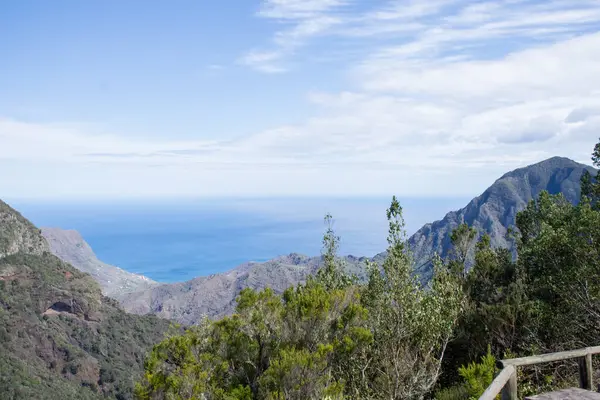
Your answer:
[458,346,496,399]
[435,347,497,400]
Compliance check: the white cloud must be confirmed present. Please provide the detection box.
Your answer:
[358,32,600,100]
[244,0,600,72]
[237,0,600,177]
[565,106,600,123]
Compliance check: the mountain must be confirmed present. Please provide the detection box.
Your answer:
[43,157,596,326]
[406,156,596,278]
[0,200,171,400]
[41,227,158,297]
[116,254,320,323]
[115,254,366,324]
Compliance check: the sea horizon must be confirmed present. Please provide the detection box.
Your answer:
[10,196,472,283]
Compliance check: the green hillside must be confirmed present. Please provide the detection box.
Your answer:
[0,201,171,400]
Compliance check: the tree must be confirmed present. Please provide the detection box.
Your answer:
[439,233,534,389]
[457,346,497,400]
[580,169,594,199]
[362,196,464,399]
[315,214,355,291]
[580,137,600,206]
[448,223,477,279]
[136,199,466,400]
[516,191,600,349]
[136,281,372,399]
[136,216,372,400]
[592,137,600,167]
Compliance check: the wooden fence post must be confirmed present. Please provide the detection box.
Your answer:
[502,368,518,400]
[578,353,593,391]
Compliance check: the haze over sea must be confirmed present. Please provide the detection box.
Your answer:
[12,197,469,283]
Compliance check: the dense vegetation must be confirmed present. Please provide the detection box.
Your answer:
[136,203,464,400]
[0,204,172,400]
[437,140,600,398]
[137,142,600,399]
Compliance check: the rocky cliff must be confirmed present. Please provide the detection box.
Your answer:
[41,227,157,297]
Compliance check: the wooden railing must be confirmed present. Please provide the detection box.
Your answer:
[479,346,600,400]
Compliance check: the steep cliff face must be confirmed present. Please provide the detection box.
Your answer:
[0,201,170,400]
[41,227,157,297]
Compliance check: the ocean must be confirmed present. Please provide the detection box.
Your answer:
[11,197,470,283]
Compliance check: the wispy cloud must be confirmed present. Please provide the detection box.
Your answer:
[0,118,221,164]
[242,0,600,72]
[234,0,600,174]
[239,0,348,72]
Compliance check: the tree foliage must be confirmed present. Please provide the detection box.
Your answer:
[137,198,464,400]
[440,139,600,396]
[361,197,464,399]
[315,213,356,291]
[448,223,477,278]
[516,191,600,349]
[580,136,600,206]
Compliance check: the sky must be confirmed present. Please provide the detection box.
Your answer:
[1,0,600,200]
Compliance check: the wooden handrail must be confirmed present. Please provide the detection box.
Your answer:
[497,346,600,368]
[479,346,600,400]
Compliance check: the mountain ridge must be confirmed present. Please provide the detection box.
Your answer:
[406,156,596,277]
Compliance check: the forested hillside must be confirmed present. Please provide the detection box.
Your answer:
[0,201,171,400]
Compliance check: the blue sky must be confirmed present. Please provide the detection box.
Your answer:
[1,0,600,199]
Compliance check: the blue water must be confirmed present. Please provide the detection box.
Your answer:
[10,197,470,283]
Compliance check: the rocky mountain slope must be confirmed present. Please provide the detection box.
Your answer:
[0,200,171,400]
[44,157,596,326]
[41,227,157,297]
[406,156,596,278]
[116,254,366,324]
